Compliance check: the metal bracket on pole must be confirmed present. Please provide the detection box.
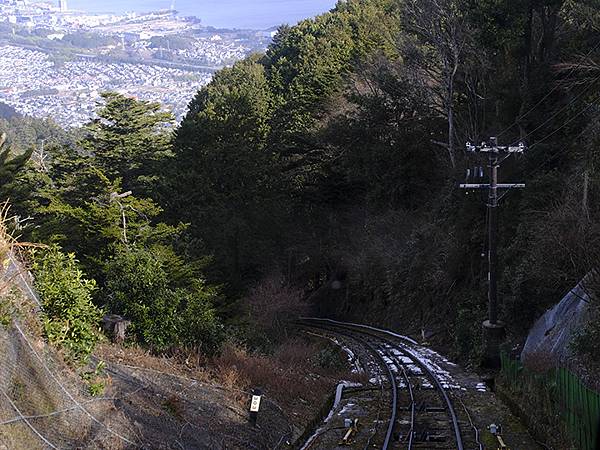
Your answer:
[460,184,526,189]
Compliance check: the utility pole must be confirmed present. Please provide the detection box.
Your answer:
[460,137,526,368]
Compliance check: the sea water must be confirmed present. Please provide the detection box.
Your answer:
[66,0,338,29]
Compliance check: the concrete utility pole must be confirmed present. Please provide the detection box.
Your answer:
[460,137,526,368]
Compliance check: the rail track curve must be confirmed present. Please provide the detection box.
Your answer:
[298,317,468,450]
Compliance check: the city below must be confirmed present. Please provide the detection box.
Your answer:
[0,0,275,127]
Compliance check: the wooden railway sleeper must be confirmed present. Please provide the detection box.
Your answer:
[412,428,450,443]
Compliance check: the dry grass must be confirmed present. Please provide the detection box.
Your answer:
[98,333,358,409]
[211,338,359,408]
[95,335,362,447]
[0,201,45,296]
[162,395,185,420]
[522,351,557,373]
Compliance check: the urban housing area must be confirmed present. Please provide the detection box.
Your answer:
[0,0,274,126]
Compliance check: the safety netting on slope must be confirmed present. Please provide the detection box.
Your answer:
[0,258,138,450]
[0,257,293,450]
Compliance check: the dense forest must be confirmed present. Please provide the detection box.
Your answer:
[1,0,599,368]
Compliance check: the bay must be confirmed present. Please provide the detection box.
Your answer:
[66,0,338,29]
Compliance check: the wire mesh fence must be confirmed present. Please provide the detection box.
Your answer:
[0,257,293,449]
[0,290,137,449]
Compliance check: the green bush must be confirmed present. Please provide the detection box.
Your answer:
[105,247,223,354]
[179,281,224,355]
[33,245,103,364]
[452,302,485,366]
[0,298,11,327]
[315,345,346,370]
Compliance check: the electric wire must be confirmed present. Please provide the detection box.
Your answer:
[498,95,599,201]
[466,87,600,205]
[496,39,600,139]
[508,71,600,147]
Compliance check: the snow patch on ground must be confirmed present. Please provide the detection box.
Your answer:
[476,382,488,392]
[304,318,485,392]
[299,381,363,450]
[326,336,363,374]
[372,338,472,391]
[338,402,359,416]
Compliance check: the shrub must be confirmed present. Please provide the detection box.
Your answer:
[571,310,600,363]
[571,275,600,363]
[212,339,353,405]
[452,301,485,366]
[81,361,107,396]
[33,245,103,364]
[0,297,11,327]
[245,274,307,344]
[315,345,346,370]
[104,247,223,354]
[180,281,224,355]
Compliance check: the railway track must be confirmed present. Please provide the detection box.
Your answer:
[298,318,476,450]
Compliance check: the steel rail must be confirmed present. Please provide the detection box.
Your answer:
[397,355,416,448]
[363,339,398,450]
[457,395,484,450]
[376,342,416,448]
[332,329,399,450]
[300,325,398,450]
[300,318,465,450]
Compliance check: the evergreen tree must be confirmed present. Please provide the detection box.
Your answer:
[83,92,174,195]
[0,132,34,189]
[171,58,284,288]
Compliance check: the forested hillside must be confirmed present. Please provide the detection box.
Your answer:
[2,0,600,368]
[166,0,600,363]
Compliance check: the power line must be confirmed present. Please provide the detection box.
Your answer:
[499,128,590,203]
[499,93,600,201]
[509,71,600,146]
[527,94,599,151]
[496,39,600,139]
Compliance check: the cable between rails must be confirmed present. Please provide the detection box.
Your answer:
[365,339,397,450]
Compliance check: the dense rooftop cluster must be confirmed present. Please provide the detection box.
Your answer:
[0,45,211,126]
[0,1,271,125]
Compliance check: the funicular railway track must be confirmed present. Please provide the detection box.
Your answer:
[298,318,468,450]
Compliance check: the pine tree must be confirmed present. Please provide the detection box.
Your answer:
[0,132,34,189]
[83,92,174,195]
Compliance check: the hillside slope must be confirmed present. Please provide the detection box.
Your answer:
[0,257,292,449]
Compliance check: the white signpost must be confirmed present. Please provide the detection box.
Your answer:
[250,395,261,412]
[249,389,262,427]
